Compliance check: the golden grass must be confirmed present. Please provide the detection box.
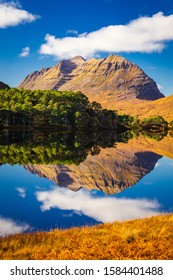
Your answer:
[91,94,173,122]
[110,95,173,122]
[0,214,173,260]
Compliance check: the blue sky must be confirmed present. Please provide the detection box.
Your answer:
[0,0,173,96]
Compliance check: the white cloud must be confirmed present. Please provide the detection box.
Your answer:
[157,84,163,91]
[66,29,78,35]
[19,46,30,57]
[0,1,39,28]
[0,216,29,236]
[36,187,161,223]
[39,12,173,59]
[16,187,26,197]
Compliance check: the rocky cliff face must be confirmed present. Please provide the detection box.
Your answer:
[19,55,164,103]
[0,81,10,89]
[25,141,162,195]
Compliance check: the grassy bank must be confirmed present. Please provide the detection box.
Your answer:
[0,214,173,260]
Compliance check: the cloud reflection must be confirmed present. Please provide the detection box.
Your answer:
[16,187,26,198]
[155,162,161,168]
[36,187,161,223]
[0,216,29,237]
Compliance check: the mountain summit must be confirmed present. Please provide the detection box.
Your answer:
[19,54,164,104]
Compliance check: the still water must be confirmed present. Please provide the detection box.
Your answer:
[0,132,173,236]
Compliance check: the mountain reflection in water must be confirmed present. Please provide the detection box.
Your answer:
[0,129,173,236]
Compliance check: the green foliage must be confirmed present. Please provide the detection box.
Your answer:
[131,117,141,129]
[1,88,169,135]
[0,88,118,131]
[117,114,135,128]
[141,116,168,129]
[141,130,168,141]
[117,114,169,132]
[0,128,121,165]
[169,120,173,129]
[169,121,173,137]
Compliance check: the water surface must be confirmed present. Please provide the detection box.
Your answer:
[0,131,173,236]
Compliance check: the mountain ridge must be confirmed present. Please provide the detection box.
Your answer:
[19,54,164,102]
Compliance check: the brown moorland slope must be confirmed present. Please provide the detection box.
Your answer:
[1,214,172,260]
[110,95,173,121]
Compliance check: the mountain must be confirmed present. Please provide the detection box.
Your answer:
[24,135,173,194]
[25,151,161,195]
[0,81,10,89]
[18,54,173,121]
[25,135,169,194]
[19,54,164,102]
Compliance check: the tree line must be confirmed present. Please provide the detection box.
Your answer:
[0,88,118,131]
[118,114,172,132]
[1,88,172,133]
[0,128,123,165]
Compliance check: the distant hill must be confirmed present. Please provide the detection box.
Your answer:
[111,94,173,121]
[0,81,10,89]
[19,54,164,102]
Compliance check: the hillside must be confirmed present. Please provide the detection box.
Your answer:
[110,95,173,122]
[0,81,10,89]
[1,214,172,260]
[19,54,164,102]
